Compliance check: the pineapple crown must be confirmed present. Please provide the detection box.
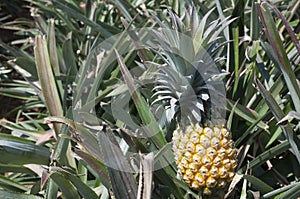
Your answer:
[151,7,233,127]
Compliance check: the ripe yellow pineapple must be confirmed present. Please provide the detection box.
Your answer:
[152,7,237,195]
[172,124,237,195]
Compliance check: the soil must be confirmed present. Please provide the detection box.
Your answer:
[0,95,24,119]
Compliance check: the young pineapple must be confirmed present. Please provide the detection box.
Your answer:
[172,124,237,195]
[152,7,237,195]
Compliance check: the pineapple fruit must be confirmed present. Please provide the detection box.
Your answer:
[151,7,238,195]
[172,124,237,195]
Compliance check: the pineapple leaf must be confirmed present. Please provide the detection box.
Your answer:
[257,2,300,113]
[243,175,273,194]
[115,49,167,147]
[49,171,81,199]
[0,190,43,199]
[51,167,99,199]
[256,79,300,164]
[74,149,110,188]
[0,134,50,165]
[34,35,63,135]
[97,129,138,199]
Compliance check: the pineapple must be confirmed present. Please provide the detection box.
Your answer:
[172,124,237,195]
[152,7,237,195]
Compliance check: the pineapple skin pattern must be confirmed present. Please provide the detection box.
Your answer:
[172,123,237,195]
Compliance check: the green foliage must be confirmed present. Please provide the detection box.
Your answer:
[0,0,299,198]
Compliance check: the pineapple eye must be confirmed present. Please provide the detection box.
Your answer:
[185,169,193,178]
[186,125,194,134]
[178,169,184,176]
[177,161,186,171]
[191,181,200,189]
[177,142,185,150]
[199,135,210,148]
[231,160,238,168]
[184,151,192,160]
[192,154,201,164]
[189,163,198,172]
[195,123,203,133]
[174,150,183,159]
[221,128,231,138]
[218,166,228,178]
[203,127,213,138]
[186,142,195,152]
[217,148,226,159]
[199,166,209,177]
[174,154,181,162]
[209,166,219,178]
[206,176,217,188]
[196,144,206,157]
[221,138,229,147]
[183,174,191,183]
[195,173,205,186]
[222,159,231,169]
[226,140,235,148]
[195,144,206,156]
[213,127,222,139]
[206,147,217,159]
[201,156,212,168]
[226,148,233,155]
[211,137,220,149]
[213,156,222,167]
[180,157,189,168]
[176,163,183,170]
[190,132,199,143]
[180,135,188,145]
[227,148,237,158]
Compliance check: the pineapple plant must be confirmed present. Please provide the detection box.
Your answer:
[1,0,300,198]
[152,8,238,195]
